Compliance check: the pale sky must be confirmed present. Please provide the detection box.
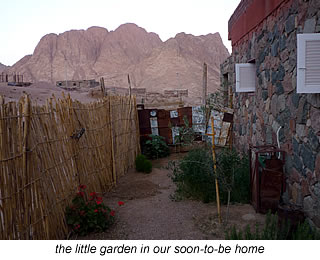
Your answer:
[0,0,240,66]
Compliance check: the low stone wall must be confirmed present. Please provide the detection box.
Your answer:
[222,0,320,227]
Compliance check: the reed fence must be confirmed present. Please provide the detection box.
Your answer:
[0,94,140,239]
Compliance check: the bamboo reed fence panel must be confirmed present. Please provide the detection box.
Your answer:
[0,94,140,239]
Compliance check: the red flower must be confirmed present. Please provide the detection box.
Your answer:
[90,192,96,197]
[78,184,86,190]
[74,224,80,230]
[110,210,115,217]
[94,209,99,213]
[79,210,86,216]
[96,201,102,205]
[118,201,124,206]
[77,191,84,197]
[96,197,103,201]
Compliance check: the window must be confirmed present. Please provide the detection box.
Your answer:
[297,33,320,93]
[235,63,256,92]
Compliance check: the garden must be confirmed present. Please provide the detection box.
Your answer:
[66,134,319,240]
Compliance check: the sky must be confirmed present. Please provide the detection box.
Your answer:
[0,0,240,66]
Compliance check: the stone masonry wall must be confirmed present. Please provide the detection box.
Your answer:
[221,0,320,227]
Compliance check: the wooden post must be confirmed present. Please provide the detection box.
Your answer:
[127,74,132,97]
[100,77,106,96]
[202,62,207,106]
[206,116,222,223]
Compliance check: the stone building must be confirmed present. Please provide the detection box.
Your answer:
[221,0,320,227]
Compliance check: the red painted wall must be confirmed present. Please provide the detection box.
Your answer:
[228,0,287,46]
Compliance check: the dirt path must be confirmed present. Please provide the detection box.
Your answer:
[78,154,265,240]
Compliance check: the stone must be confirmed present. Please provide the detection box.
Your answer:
[316,153,320,180]
[265,69,270,82]
[307,94,320,108]
[285,15,296,34]
[278,94,286,112]
[276,108,291,127]
[266,126,273,144]
[310,107,320,132]
[300,143,315,172]
[278,64,285,81]
[272,120,281,133]
[304,196,315,218]
[271,95,278,117]
[297,96,309,124]
[306,119,311,127]
[279,35,287,52]
[293,137,300,155]
[314,183,320,197]
[316,25,320,33]
[303,17,316,33]
[271,40,279,57]
[290,167,301,183]
[275,82,284,95]
[271,70,277,85]
[291,93,300,108]
[293,154,303,172]
[301,178,311,197]
[296,124,306,139]
[308,129,320,151]
[242,214,256,221]
[290,119,296,133]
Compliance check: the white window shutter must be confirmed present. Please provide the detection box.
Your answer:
[297,33,320,93]
[235,63,256,92]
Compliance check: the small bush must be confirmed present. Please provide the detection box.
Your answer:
[168,147,250,204]
[216,148,250,204]
[135,154,152,173]
[169,147,215,203]
[65,185,115,236]
[142,135,170,159]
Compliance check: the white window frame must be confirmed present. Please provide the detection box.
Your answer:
[297,33,320,93]
[235,63,256,92]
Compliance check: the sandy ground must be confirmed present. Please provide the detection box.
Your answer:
[74,153,266,240]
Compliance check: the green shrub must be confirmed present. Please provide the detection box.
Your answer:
[168,147,250,204]
[142,135,170,159]
[225,211,320,240]
[135,154,152,173]
[216,148,250,204]
[169,147,215,203]
[65,185,115,236]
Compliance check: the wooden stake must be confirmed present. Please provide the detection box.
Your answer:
[206,116,222,223]
[127,74,132,97]
[202,62,207,106]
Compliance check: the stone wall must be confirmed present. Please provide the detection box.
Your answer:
[222,0,320,227]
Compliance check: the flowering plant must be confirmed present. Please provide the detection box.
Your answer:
[65,185,115,236]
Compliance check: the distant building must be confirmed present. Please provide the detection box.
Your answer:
[56,79,99,89]
[221,0,320,227]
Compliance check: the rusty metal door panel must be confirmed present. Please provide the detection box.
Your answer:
[138,109,152,136]
[178,107,192,126]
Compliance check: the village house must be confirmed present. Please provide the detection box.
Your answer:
[221,0,320,227]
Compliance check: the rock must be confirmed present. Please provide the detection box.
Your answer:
[308,129,320,151]
[303,196,315,218]
[307,94,320,108]
[242,214,256,221]
[278,94,286,112]
[291,94,300,111]
[301,178,311,197]
[293,154,303,172]
[297,96,309,124]
[316,153,320,181]
[271,40,279,57]
[296,124,306,139]
[285,15,296,34]
[303,17,316,33]
[279,35,287,52]
[300,144,315,172]
[4,24,230,97]
[310,107,320,132]
[275,82,284,95]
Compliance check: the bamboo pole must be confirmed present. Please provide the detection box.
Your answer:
[210,116,222,223]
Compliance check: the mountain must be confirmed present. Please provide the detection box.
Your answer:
[0,63,8,73]
[5,23,229,97]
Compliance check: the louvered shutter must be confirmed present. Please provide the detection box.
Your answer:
[235,63,256,92]
[297,33,320,93]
